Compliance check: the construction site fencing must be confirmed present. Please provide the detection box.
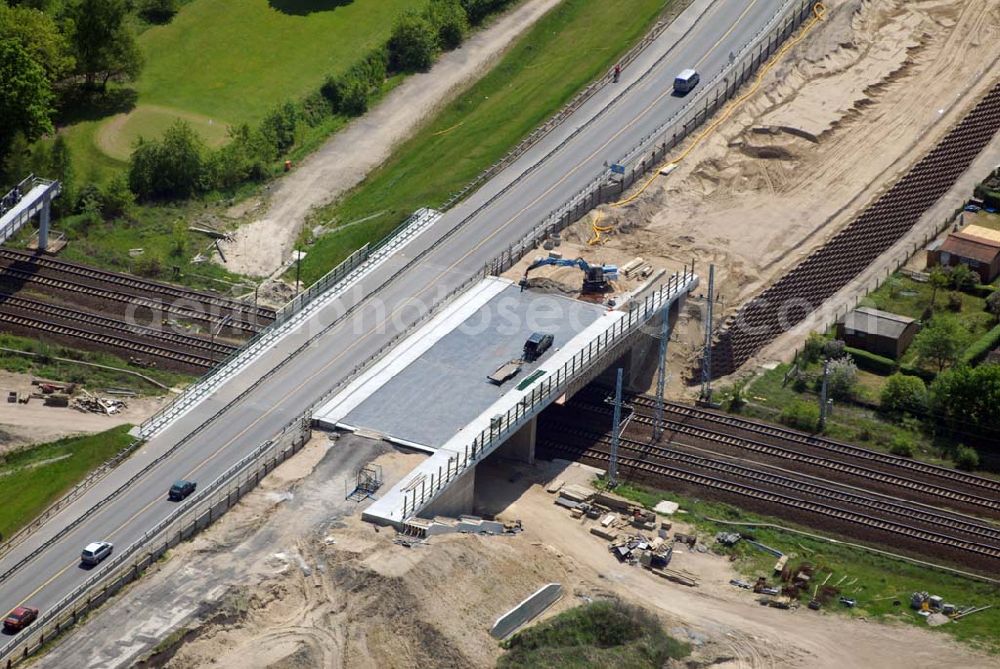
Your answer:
[0,412,310,668]
[400,266,697,519]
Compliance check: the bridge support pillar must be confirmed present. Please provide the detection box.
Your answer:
[38,191,51,251]
[498,416,536,464]
[420,465,475,519]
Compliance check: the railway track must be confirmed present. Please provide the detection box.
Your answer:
[0,311,216,369]
[0,292,238,357]
[0,249,275,324]
[539,420,1000,545]
[568,396,1000,514]
[541,440,1000,563]
[578,387,1000,497]
[0,264,260,334]
[711,81,1000,374]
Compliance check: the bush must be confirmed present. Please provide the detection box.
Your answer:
[128,120,205,200]
[780,401,820,432]
[258,101,298,156]
[825,356,857,400]
[823,339,846,359]
[388,10,437,72]
[947,264,977,292]
[879,373,927,416]
[460,0,515,24]
[986,291,1000,322]
[802,332,825,364]
[101,174,134,219]
[954,445,980,471]
[426,0,469,50]
[889,434,915,457]
[946,291,963,312]
[844,346,896,375]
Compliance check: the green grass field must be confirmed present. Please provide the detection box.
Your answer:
[604,479,1000,654]
[298,0,673,284]
[60,0,426,181]
[0,426,135,539]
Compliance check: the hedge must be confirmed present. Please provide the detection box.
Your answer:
[960,323,1000,366]
[844,347,896,375]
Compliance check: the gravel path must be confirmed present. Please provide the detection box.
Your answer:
[222,0,564,277]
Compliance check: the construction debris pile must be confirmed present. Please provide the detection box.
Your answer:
[549,481,699,587]
[5,378,132,415]
[910,592,992,626]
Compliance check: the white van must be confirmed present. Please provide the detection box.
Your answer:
[673,69,700,94]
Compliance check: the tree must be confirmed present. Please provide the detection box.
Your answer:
[101,173,134,219]
[928,266,949,310]
[931,364,1000,435]
[425,0,468,51]
[460,0,514,25]
[0,38,54,162]
[49,135,75,213]
[128,120,205,200]
[0,3,75,82]
[879,373,927,417]
[70,0,143,89]
[825,356,857,400]
[913,316,967,372]
[388,10,437,72]
[138,0,177,24]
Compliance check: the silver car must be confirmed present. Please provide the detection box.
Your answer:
[81,541,113,566]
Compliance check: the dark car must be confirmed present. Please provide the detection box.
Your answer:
[3,606,39,633]
[168,480,197,501]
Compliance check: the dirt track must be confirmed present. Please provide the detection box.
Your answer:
[559,0,1000,387]
[36,441,999,669]
[220,0,564,278]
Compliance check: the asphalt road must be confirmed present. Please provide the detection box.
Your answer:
[0,0,797,644]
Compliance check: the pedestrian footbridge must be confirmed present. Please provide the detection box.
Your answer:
[0,175,61,249]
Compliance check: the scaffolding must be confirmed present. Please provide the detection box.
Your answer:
[346,463,384,501]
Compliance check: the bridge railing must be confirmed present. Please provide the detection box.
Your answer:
[0,413,311,667]
[400,265,698,519]
[138,207,441,439]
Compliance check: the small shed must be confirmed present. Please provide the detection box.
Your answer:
[836,307,919,360]
[927,224,1000,283]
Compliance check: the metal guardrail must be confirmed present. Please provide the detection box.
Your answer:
[400,266,698,519]
[0,5,818,655]
[0,414,311,667]
[138,208,441,439]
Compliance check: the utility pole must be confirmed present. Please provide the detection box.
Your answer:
[294,249,302,296]
[818,359,830,431]
[700,264,715,403]
[609,367,624,488]
[653,305,670,442]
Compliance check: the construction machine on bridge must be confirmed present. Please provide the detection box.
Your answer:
[519,256,617,294]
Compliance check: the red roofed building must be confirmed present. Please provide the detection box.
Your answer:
[928,224,1000,283]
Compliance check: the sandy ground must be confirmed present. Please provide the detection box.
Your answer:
[37,440,996,669]
[0,371,166,451]
[556,0,1000,388]
[219,0,564,278]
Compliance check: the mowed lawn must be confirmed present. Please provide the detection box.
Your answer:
[137,0,424,124]
[64,0,425,180]
[299,0,672,284]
